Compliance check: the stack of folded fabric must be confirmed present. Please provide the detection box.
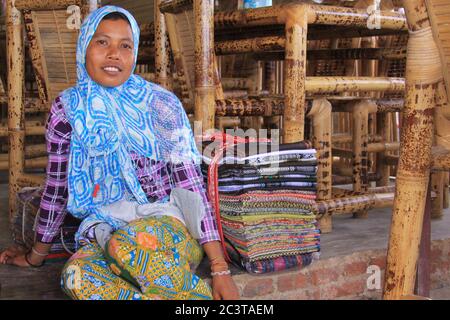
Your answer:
[202,140,321,274]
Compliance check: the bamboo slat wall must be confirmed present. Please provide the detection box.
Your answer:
[30,10,78,102]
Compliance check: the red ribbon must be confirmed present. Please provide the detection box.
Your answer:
[205,132,271,262]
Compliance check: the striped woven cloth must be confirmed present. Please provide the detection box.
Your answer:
[203,140,321,273]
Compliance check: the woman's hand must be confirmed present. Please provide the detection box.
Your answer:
[202,241,241,300]
[211,274,240,300]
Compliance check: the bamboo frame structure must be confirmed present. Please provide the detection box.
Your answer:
[160,0,408,233]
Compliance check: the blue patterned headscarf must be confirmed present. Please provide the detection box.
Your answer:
[61,6,200,236]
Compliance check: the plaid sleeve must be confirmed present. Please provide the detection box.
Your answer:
[36,97,71,244]
[168,162,220,245]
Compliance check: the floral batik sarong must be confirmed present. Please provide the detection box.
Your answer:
[61,216,212,300]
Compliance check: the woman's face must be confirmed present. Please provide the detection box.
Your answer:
[85,18,134,87]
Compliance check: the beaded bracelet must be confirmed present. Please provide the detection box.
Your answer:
[211,270,231,277]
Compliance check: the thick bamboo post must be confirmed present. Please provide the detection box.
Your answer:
[283,6,307,143]
[154,0,170,89]
[194,0,215,131]
[384,0,440,300]
[307,98,333,233]
[352,101,373,218]
[7,0,25,221]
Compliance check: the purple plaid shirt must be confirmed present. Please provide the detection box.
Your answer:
[36,96,219,245]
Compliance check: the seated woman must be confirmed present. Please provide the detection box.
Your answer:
[0,6,239,300]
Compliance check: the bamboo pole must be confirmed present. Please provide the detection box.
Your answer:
[25,143,46,158]
[308,4,407,30]
[283,6,307,143]
[332,98,404,113]
[352,101,370,218]
[313,192,395,217]
[17,173,45,187]
[7,0,25,221]
[218,40,406,60]
[0,124,46,137]
[194,0,215,131]
[377,113,392,186]
[306,77,405,94]
[216,117,240,131]
[221,78,254,90]
[24,156,47,169]
[215,98,284,117]
[215,36,285,55]
[213,4,407,30]
[384,0,440,300]
[333,142,400,157]
[332,133,384,144]
[0,157,48,170]
[154,0,170,89]
[307,98,333,233]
